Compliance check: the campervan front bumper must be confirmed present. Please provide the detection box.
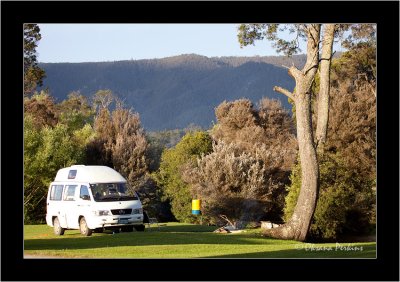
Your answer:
[90,214,143,228]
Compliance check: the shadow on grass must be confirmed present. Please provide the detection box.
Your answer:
[24,224,376,259]
[24,224,288,251]
[202,243,376,258]
[147,224,217,233]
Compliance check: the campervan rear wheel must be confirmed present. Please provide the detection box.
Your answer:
[79,217,92,236]
[53,217,65,235]
[134,224,145,232]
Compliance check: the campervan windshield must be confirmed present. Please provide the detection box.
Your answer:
[90,183,139,202]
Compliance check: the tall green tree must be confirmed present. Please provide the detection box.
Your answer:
[154,131,212,223]
[24,115,94,222]
[58,91,95,132]
[24,24,46,95]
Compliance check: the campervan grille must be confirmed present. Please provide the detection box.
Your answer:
[111,209,132,215]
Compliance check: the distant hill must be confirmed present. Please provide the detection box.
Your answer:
[39,54,309,131]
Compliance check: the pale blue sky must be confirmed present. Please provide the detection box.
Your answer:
[37,24,347,63]
[37,24,312,63]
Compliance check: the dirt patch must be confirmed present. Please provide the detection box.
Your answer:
[24,254,66,259]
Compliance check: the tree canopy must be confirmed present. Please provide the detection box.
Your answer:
[24,24,46,95]
[154,131,213,223]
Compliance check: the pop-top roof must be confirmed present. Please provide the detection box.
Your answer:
[53,165,126,183]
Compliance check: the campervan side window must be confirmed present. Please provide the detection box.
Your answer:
[80,185,90,200]
[63,185,77,201]
[50,185,64,201]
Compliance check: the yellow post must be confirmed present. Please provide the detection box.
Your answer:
[192,199,201,211]
[192,199,202,224]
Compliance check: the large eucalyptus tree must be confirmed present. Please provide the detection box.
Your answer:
[238,24,336,241]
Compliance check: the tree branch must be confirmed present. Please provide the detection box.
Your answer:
[304,63,319,75]
[288,65,303,82]
[273,86,295,101]
[304,50,336,75]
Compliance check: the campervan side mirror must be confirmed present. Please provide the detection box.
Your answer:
[81,195,90,201]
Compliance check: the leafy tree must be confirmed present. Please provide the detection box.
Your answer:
[145,137,165,173]
[285,37,376,240]
[316,24,375,151]
[239,24,323,241]
[86,90,149,194]
[85,107,114,166]
[327,43,376,180]
[24,24,46,95]
[85,90,116,166]
[111,107,148,190]
[331,41,376,97]
[237,24,376,241]
[24,90,59,128]
[284,152,375,240]
[58,91,95,132]
[145,125,203,174]
[24,115,93,223]
[92,89,114,111]
[154,131,212,223]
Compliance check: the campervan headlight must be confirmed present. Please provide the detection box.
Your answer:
[93,210,110,216]
[132,208,143,214]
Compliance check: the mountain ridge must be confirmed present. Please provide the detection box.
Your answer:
[39,54,306,131]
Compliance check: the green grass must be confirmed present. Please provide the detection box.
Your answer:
[24,223,376,258]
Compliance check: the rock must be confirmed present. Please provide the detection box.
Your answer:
[213,227,231,233]
[261,221,281,230]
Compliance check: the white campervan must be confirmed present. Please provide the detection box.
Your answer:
[46,165,144,236]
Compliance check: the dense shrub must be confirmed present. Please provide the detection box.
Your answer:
[284,152,375,240]
[86,93,149,190]
[154,131,213,223]
[185,142,284,225]
[206,98,297,222]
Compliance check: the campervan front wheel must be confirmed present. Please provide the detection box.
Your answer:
[53,217,65,235]
[79,217,93,236]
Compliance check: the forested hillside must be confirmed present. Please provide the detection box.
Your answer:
[39,54,306,130]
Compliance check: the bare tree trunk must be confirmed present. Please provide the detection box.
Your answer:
[266,24,321,241]
[316,24,335,152]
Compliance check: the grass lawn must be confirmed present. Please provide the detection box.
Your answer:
[24,223,376,258]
